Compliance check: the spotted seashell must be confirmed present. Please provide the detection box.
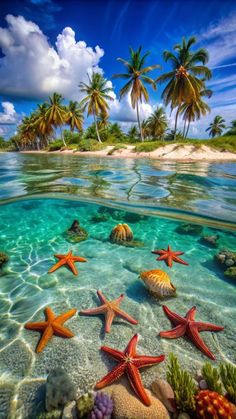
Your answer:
[110,223,133,243]
[140,269,176,298]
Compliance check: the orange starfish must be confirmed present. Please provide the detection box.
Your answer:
[96,334,165,406]
[80,290,138,333]
[152,245,188,268]
[24,307,77,352]
[48,250,87,275]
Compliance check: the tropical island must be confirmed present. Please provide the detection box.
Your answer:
[1,38,235,160]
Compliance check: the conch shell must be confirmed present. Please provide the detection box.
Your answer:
[140,269,176,298]
[110,223,133,243]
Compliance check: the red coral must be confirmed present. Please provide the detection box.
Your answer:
[196,390,235,419]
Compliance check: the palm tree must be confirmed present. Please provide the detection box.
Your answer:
[225,120,236,136]
[34,103,54,147]
[113,46,160,142]
[206,115,226,138]
[79,72,114,143]
[66,101,84,133]
[180,88,212,138]
[45,93,67,146]
[141,119,150,140]
[127,125,139,142]
[147,107,168,139]
[156,37,211,140]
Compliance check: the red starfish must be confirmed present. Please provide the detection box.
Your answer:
[48,250,87,276]
[96,334,165,406]
[159,305,224,360]
[80,290,138,333]
[152,245,188,268]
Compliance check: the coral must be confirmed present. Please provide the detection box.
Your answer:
[0,252,8,267]
[220,363,236,404]
[76,392,94,418]
[45,368,76,412]
[88,392,113,419]
[166,353,197,413]
[175,223,203,236]
[200,235,219,247]
[151,378,176,412]
[65,220,88,243]
[104,380,169,419]
[215,250,236,268]
[140,269,176,298]
[195,390,235,418]
[201,362,224,394]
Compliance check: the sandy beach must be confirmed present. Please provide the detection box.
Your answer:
[20,143,236,161]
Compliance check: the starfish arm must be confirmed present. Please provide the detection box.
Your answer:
[186,306,197,321]
[104,310,115,333]
[113,294,124,305]
[134,354,165,368]
[159,324,186,339]
[194,322,224,333]
[115,307,138,325]
[80,305,107,315]
[24,321,47,331]
[172,255,188,265]
[127,363,151,406]
[167,256,173,267]
[156,254,168,261]
[172,251,184,255]
[55,308,77,323]
[36,325,53,353]
[162,305,186,325]
[97,290,108,304]
[44,307,56,321]
[100,345,124,361]
[125,334,138,357]
[96,362,126,389]
[187,325,216,360]
[54,254,66,259]
[152,250,165,255]
[67,259,78,275]
[52,323,74,338]
[48,259,66,273]
[72,256,87,262]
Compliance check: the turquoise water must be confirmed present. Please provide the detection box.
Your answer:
[0,153,236,418]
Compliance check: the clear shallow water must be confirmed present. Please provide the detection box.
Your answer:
[0,153,236,418]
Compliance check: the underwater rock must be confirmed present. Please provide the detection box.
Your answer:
[62,400,76,419]
[175,223,203,236]
[195,390,235,418]
[140,270,176,299]
[76,392,94,418]
[65,220,88,243]
[123,212,145,223]
[105,381,169,419]
[200,235,219,247]
[224,266,236,280]
[88,392,113,419]
[0,251,9,267]
[198,379,207,390]
[151,378,176,413]
[46,368,76,412]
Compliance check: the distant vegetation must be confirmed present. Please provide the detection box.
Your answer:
[1,36,235,153]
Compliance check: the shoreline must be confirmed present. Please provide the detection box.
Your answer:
[19,143,236,161]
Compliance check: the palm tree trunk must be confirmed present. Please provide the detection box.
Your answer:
[93,111,102,143]
[185,120,191,139]
[136,102,144,142]
[173,105,181,141]
[183,119,187,138]
[60,126,67,147]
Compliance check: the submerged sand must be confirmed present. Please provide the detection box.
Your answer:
[21,144,236,161]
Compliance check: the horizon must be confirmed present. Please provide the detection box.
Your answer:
[0,0,236,139]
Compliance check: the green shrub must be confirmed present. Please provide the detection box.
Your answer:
[135,141,164,153]
[107,144,127,155]
[77,139,104,152]
[201,362,224,394]
[48,140,64,151]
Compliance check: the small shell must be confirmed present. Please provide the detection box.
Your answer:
[140,269,176,298]
[110,223,133,243]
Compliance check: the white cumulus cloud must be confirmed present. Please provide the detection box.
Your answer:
[0,101,17,125]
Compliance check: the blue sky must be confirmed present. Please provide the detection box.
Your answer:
[0,0,236,138]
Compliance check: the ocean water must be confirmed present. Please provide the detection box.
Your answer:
[0,152,236,418]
